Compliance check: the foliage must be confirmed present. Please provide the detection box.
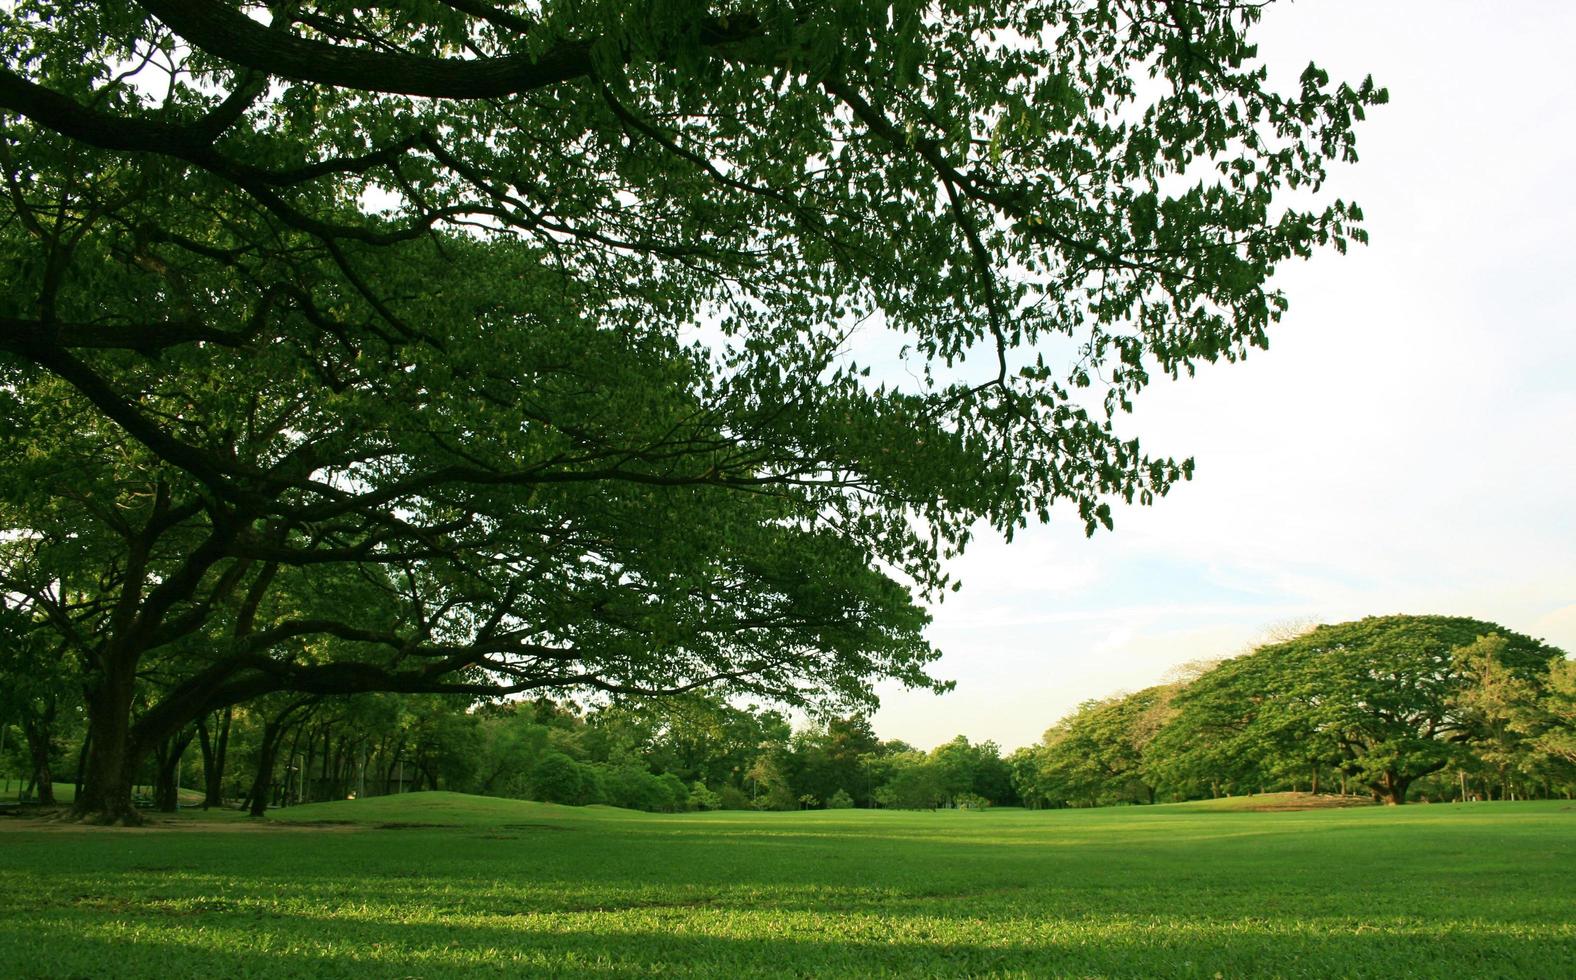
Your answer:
[744,752,798,811]
[1020,688,1171,807]
[530,752,598,806]
[1533,658,1576,769]
[927,734,1016,806]
[0,0,1381,820]
[871,750,943,809]
[687,780,722,811]
[1146,616,1568,804]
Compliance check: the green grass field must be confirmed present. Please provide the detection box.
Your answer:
[2,793,1572,977]
[0,781,206,806]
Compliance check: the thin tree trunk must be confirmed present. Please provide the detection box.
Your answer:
[214,706,231,803]
[75,731,91,799]
[246,700,315,817]
[197,715,215,803]
[282,719,310,806]
[247,719,287,818]
[318,722,333,799]
[152,726,197,812]
[21,700,57,806]
[384,743,404,795]
[197,707,233,808]
[298,724,315,804]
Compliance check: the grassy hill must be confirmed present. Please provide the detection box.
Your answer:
[3,792,1572,977]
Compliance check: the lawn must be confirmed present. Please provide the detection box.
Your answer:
[0,781,206,806]
[2,793,1572,977]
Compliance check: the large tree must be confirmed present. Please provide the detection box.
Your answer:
[1153,616,1566,805]
[0,1,1382,821]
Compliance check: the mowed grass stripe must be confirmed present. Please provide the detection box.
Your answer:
[2,794,1572,977]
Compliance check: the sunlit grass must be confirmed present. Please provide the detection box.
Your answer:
[3,792,1572,977]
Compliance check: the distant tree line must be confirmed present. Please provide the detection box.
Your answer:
[1009,616,1576,807]
[6,614,1569,812]
[0,678,1021,814]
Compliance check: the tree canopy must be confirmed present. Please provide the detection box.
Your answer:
[0,1,1383,821]
[1017,615,1574,807]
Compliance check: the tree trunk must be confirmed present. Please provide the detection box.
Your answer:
[197,707,232,808]
[197,715,214,802]
[247,719,290,818]
[1377,771,1409,806]
[384,743,404,795]
[245,699,315,817]
[318,723,333,800]
[21,701,57,806]
[332,736,348,799]
[152,726,197,812]
[75,731,90,800]
[282,719,309,806]
[71,658,143,825]
[370,736,387,796]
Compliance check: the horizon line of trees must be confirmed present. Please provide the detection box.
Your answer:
[0,685,1023,815]
[1009,615,1576,808]
[6,614,1571,814]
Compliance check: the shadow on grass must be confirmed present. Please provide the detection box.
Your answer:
[5,804,1574,977]
[4,907,1571,979]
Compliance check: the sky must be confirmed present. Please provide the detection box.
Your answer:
[868,0,1576,753]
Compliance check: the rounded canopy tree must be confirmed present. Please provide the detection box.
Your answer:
[1151,615,1567,805]
[0,1,1382,821]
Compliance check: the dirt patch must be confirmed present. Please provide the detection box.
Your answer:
[372,821,460,830]
[0,816,360,833]
[1231,792,1377,812]
[0,804,65,819]
[285,819,359,827]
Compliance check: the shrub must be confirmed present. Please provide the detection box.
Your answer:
[689,782,723,811]
[656,773,689,812]
[718,785,751,810]
[530,753,590,805]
